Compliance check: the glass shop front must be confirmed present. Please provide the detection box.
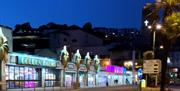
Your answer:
[6,53,59,89]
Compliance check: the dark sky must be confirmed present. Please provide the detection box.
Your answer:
[0,0,155,29]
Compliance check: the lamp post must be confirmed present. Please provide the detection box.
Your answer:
[147,23,162,87]
[147,24,162,54]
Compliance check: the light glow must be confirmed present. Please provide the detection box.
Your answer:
[106,65,125,74]
[156,24,162,30]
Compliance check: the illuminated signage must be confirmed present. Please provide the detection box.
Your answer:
[89,66,95,71]
[141,79,146,88]
[106,65,125,74]
[66,62,76,72]
[18,56,57,67]
[79,64,87,72]
[8,55,17,64]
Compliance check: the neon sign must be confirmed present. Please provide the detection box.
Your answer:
[106,65,126,74]
[13,53,57,67]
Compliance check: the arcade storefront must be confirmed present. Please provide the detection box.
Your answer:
[6,53,59,89]
[65,62,76,87]
[97,65,127,86]
[88,66,96,87]
[79,64,87,87]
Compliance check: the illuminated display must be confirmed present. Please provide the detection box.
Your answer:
[10,53,57,67]
[66,62,76,72]
[106,65,126,74]
[79,64,87,71]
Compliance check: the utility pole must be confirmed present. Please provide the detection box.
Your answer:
[132,50,136,85]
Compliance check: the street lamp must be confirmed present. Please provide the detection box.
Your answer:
[156,24,162,30]
[147,23,162,87]
[147,23,162,54]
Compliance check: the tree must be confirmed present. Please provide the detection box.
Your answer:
[93,55,100,86]
[0,27,8,90]
[0,28,8,62]
[83,22,92,31]
[59,45,69,87]
[84,52,92,86]
[68,25,81,30]
[72,49,81,88]
[144,0,180,90]
[21,22,32,31]
[144,0,179,24]
[14,24,22,32]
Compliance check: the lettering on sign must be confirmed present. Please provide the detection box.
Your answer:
[18,56,57,67]
[79,64,87,72]
[143,59,161,74]
[66,63,76,71]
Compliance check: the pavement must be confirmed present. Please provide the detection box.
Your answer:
[4,85,180,91]
[6,85,137,91]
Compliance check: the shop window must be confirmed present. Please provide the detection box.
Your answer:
[6,66,41,89]
[15,67,19,80]
[45,69,59,87]
[9,66,14,80]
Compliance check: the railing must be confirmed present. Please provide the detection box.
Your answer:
[4,81,74,91]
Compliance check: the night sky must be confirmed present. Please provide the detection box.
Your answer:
[0,0,155,29]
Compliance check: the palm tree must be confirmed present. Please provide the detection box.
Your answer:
[0,27,8,62]
[72,49,81,88]
[144,0,179,24]
[0,27,8,90]
[93,55,100,86]
[144,0,180,90]
[59,45,69,87]
[84,52,92,86]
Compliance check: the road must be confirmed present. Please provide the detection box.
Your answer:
[76,86,137,91]
[7,85,180,91]
[7,85,137,91]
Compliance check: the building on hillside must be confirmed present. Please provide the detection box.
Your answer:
[13,28,49,54]
[47,29,109,57]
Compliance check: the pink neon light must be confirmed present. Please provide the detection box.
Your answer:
[106,65,124,74]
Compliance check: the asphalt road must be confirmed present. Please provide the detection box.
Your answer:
[7,85,137,91]
[72,85,137,91]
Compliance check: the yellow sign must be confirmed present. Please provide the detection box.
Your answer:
[141,79,146,88]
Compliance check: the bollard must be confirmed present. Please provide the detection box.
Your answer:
[59,81,61,91]
[5,83,7,91]
[44,81,45,91]
[34,82,35,91]
[21,82,23,91]
[52,81,54,91]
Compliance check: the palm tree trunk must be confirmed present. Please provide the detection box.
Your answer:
[160,50,168,91]
[95,71,97,86]
[0,61,6,90]
[0,61,2,90]
[160,38,171,91]
[63,68,65,87]
[86,71,88,86]
[76,69,79,88]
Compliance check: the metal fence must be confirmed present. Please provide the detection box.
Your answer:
[0,81,74,91]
